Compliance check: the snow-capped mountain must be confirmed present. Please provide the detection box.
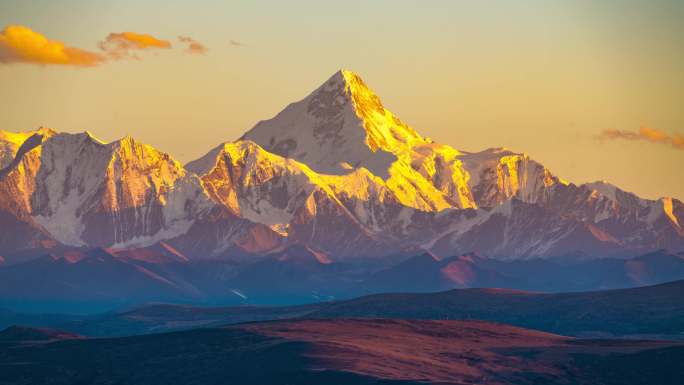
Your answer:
[31,132,211,247]
[0,130,266,255]
[234,70,682,258]
[0,70,682,260]
[187,140,430,258]
[242,70,475,211]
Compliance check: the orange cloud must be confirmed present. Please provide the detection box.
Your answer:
[0,25,104,67]
[99,32,172,59]
[599,126,684,151]
[178,36,207,54]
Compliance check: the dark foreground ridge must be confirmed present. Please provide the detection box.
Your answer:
[310,279,684,339]
[0,319,682,385]
[3,279,683,339]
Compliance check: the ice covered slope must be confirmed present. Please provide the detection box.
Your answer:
[187,140,456,258]
[0,130,212,248]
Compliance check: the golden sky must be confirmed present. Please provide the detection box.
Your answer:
[1,0,682,199]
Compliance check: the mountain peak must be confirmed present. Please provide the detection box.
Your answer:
[84,130,105,144]
[0,127,57,168]
[319,69,425,152]
[326,69,377,103]
[325,68,364,88]
[241,70,425,176]
[29,126,58,139]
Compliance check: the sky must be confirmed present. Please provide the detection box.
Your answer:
[0,0,682,199]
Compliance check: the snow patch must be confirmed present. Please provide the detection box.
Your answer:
[585,181,618,201]
[231,289,248,300]
[110,219,195,249]
[33,190,86,246]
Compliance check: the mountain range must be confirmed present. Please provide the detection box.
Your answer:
[1,245,683,313]
[1,70,682,263]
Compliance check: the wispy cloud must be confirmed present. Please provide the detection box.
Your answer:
[178,35,208,55]
[2,25,214,66]
[598,126,684,151]
[0,25,104,67]
[99,32,172,60]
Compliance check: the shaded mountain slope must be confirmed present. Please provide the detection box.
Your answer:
[1,248,684,314]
